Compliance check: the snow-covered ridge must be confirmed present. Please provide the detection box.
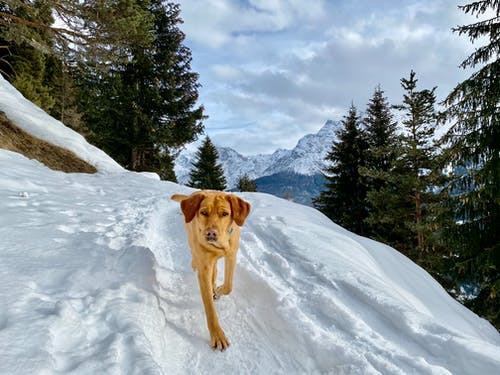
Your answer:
[1,151,500,374]
[0,75,123,173]
[175,120,340,188]
[1,73,500,374]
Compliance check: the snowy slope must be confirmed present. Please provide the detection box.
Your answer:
[0,75,123,173]
[1,75,500,374]
[174,120,340,188]
[1,151,500,375]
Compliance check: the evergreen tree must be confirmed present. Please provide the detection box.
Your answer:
[392,70,446,259]
[78,2,204,179]
[314,104,368,235]
[0,0,154,67]
[0,0,149,131]
[0,2,57,111]
[188,137,227,190]
[237,174,257,192]
[362,85,399,190]
[441,0,500,327]
[7,44,56,110]
[360,86,400,241]
[45,53,86,133]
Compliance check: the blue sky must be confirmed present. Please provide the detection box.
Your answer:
[175,0,476,155]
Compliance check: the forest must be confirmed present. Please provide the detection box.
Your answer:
[0,1,498,329]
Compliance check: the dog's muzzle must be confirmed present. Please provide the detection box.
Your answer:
[205,228,218,242]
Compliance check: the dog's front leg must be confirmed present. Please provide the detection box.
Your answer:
[211,261,218,296]
[215,253,236,298]
[197,264,229,351]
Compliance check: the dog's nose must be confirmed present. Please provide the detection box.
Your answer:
[205,228,218,242]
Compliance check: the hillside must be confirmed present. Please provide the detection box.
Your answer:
[0,111,97,173]
[1,74,500,374]
[0,75,123,173]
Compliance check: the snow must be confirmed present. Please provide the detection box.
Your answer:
[0,75,123,173]
[1,75,500,375]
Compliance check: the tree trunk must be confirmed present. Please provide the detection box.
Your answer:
[415,189,424,253]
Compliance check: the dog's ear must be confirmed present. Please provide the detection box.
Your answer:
[227,195,251,226]
[179,194,205,223]
[171,194,188,202]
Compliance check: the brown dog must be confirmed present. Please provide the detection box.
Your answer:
[171,190,251,350]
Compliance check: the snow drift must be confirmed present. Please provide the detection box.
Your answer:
[1,75,499,375]
[0,75,123,173]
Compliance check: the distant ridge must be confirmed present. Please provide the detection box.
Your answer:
[174,120,340,205]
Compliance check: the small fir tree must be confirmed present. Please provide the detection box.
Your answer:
[362,85,399,187]
[237,174,257,192]
[314,104,368,235]
[360,85,400,240]
[188,137,227,190]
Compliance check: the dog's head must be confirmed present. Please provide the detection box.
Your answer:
[172,191,251,249]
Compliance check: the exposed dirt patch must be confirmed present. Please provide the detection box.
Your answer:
[0,112,97,173]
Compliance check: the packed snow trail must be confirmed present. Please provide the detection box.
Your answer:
[1,151,500,375]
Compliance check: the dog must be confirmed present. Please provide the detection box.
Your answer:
[171,190,251,351]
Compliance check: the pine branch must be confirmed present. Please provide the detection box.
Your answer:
[0,11,86,40]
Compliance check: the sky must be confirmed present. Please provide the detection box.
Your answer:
[175,0,478,155]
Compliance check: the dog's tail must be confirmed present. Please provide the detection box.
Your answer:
[171,194,188,202]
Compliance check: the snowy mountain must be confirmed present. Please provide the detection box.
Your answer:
[261,120,340,176]
[2,75,500,374]
[174,120,340,205]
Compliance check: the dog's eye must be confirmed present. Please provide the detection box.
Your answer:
[200,211,208,216]
[222,212,229,217]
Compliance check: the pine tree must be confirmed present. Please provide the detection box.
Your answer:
[0,2,57,112]
[8,45,56,110]
[441,0,500,327]
[392,70,446,259]
[360,86,400,241]
[1,0,152,131]
[188,137,227,191]
[78,2,204,179]
[314,104,368,235]
[362,85,399,190]
[45,53,86,134]
[0,0,154,67]
[237,174,257,192]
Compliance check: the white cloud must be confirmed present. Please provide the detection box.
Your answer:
[212,64,242,80]
[177,0,478,155]
[178,0,326,48]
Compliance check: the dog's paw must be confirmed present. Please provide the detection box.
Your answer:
[214,285,231,299]
[210,326,229,351]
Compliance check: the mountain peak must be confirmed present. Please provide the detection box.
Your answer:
[175,120,341,189]
[318,119,340,137]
